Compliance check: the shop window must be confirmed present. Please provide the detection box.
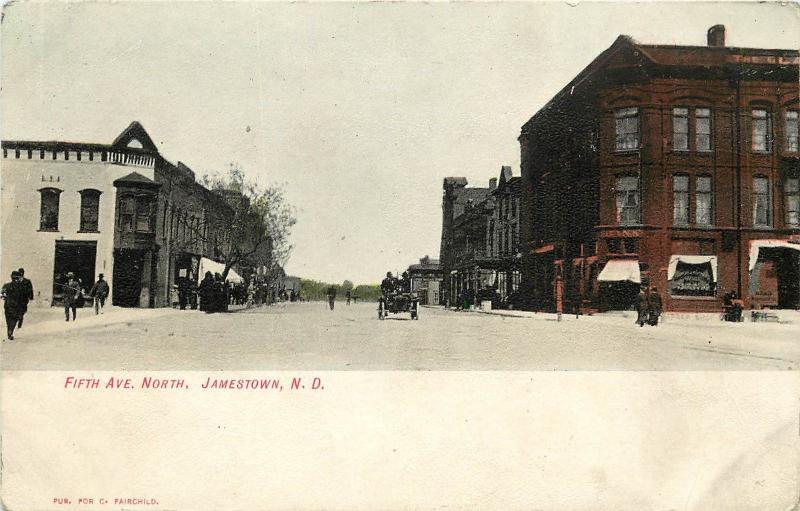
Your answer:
[753,176,771,227]
[79,189,101,232]
[672,107,689,151]
[695,176,713,226]
[623,238,637,254]
[785,177,799,227]
[752,109,772,153]
[673,175,689,225]
[669,260,716,297]
[39,188,61,231]
[786,111,799,152]
[607,238,621,254]
[614,107,639,151]
[614,175,640,225]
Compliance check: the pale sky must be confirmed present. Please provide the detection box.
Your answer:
[2,2,797,284]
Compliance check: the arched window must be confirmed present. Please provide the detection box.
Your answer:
[39,188,62,231]
[79,189,101,232]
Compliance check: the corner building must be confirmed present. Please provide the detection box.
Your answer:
[519,25,799,313]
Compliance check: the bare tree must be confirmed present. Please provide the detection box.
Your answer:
[200,164,296,281]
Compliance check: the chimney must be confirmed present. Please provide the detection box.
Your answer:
[707,24,725,47]
[489,178,497,190]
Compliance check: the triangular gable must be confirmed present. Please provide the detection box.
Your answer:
[111,121,158,152]
[499,166,513,186]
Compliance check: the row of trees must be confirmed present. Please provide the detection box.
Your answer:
[299,279,382,302]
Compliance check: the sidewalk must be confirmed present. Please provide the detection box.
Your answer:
[425,304,799,325]
[5,302,260,340]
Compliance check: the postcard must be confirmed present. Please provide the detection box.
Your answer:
[1,2,798,509]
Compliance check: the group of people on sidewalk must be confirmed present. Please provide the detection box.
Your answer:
[197,271,232,313]
[59,272,109,322]
[2,269,110,340]
[634,287,662,327]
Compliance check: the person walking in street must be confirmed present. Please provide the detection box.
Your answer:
[63,272,81,321]
[346,289,351,305]
[327,285,337,311]
[89,273,109,315]
[16,268,33,329]
[2,271,24,340]
[635,287,648,327]
[647,287,663,326]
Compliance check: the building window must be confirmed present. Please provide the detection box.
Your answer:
[752,109,772,153]
[696,108,712,152]
[623,238,637,254]
[615,175,640,224]
[753,176,771,227]
[607,238,621,254]
[615,107,639,151]
[672,107,689,151]
[39,188,61,231]
[785,177,800,227]
[79,189,101,232]
[119,196,135,232]
[119,195,155,233]
[695,176,713,226]
[673,175,690,225]
[786,111,799,152]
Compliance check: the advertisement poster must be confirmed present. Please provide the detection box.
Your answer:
[1,2,798,509]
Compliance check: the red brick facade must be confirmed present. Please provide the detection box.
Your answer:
[519,27,800,313]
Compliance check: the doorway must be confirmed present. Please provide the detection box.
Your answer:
[113,249,145,307]
[52,240,97,306]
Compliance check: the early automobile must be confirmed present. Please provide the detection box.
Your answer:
[378,291,419,320]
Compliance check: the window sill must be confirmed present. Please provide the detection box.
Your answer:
[613,149,641,154]
[38,229,59,233]
[752,225,774,231]
[751,151,772,156]
[77,230,100,234]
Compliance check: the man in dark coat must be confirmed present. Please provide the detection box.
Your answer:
[63,272,81,321]
[647,287,663,326]
[380,272,395,297]
[198,272,214,312]
[177,276,191,310]
[634,287,648,327]
[2,271,24,340]
[16,268,33,328]
[89,273,110,315]
[326,285,337,311]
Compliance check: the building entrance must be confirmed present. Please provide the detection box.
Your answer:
[113,249,146,307]
[52,240,97,306]
[750,247,800,309]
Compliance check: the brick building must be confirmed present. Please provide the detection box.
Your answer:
[2,122,238,308]
[439,166,523,307]
[406,255,442,305]
[519,25,799,313]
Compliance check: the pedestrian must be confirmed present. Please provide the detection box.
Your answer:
[346,289,351,305]
[635,287,648,327]
[198,271,214,312]
[647,287,662,326]
[16,268,33,329]
[177,276,190,310]
[213,273,226,312]
[327,285,337,311]
[89,273,109,315]
[63,272,81,321]
[2,271,24,340]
